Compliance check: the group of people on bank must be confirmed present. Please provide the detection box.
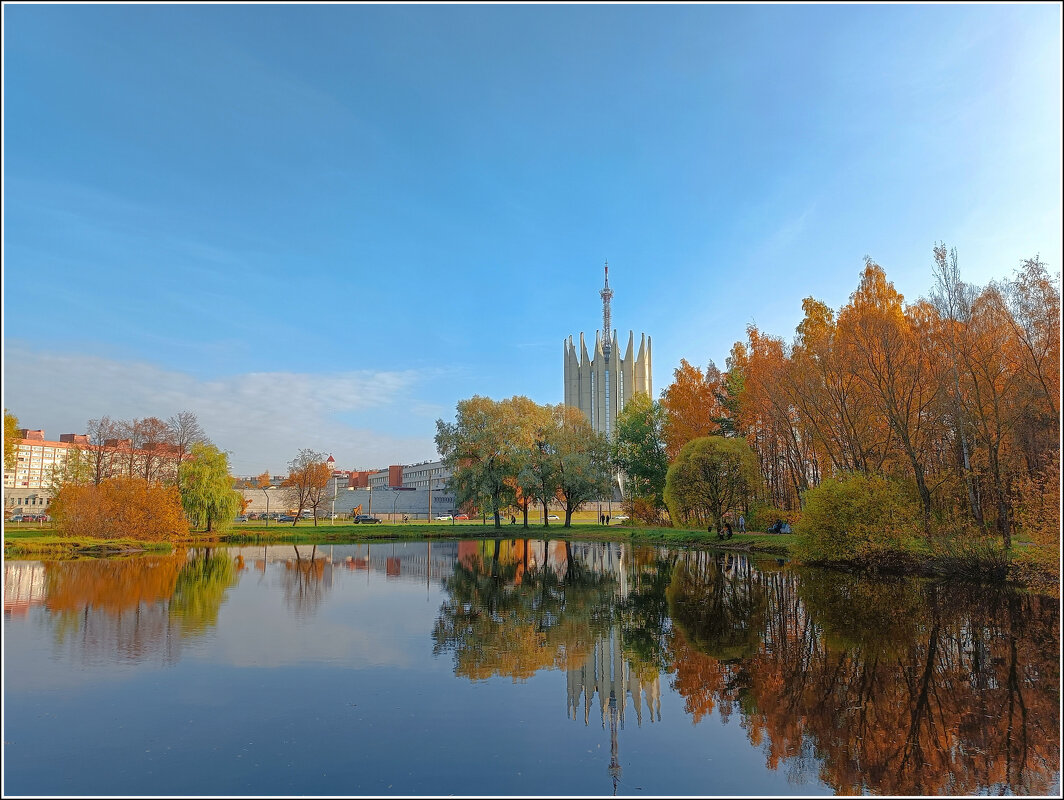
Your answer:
[708,514,791,539]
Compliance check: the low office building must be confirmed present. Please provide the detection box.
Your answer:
[401,459,451,491]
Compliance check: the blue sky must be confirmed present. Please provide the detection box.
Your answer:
[3,4,1061,475]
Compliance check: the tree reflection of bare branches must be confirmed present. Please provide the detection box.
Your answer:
[281,545,333,619]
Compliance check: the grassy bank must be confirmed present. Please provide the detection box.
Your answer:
[4,520,796,558]
[3,527,174,559]
[6,522,1053,592]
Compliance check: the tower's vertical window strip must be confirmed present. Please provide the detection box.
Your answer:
[604,370,611,435]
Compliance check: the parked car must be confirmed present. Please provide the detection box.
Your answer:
[613,515,629,522]
[9,514,24,522]
[278,515,298,523]
[353,514,381,524]
[233,515,248,523]
[435,514,453,521]
[547,514,560,520]
[454,513,469,520]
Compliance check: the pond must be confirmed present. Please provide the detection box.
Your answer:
[3,539,1059,796]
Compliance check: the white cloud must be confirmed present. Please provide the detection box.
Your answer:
[3,343,440,474]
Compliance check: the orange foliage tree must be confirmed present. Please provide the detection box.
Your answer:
[50,476,189,541]
[716,248,1058,546]
[660,359,725,460]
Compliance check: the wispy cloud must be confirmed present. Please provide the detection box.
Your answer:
[4,343,440,474]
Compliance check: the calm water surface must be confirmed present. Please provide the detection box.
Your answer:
[3,539,1059,796]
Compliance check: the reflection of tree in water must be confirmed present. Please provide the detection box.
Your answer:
[43,554,186,664]
[169,548,239,636]
[613,546,677,681]
[39,549,243,665]
[435,539,669,796]
[665,557,1060,795]
[668,551,767,662]
[280,545,332,619]
[433,539,616,681]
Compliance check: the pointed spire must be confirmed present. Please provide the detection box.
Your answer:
[600,260,613,360]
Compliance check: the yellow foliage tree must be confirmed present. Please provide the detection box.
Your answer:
[4,408,19,473]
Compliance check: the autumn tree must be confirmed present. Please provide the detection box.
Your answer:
[114,417,145,477]
[178,443,242,533]
[664,436,759,527]
[661,359,725,460]
[510,399,554,527]
[167,411,208,470]
[837,261,940,531]
[930,243,983,528]
[4,409,19,472]
[281,449,331,525]
[84,416,119,485]
[957,285,1024,544]
[51,476,189,541]
[139,416,176,484]
[734,326,817,511]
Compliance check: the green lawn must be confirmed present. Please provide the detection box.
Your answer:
[5,519,797,558]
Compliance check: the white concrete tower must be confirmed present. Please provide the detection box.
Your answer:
[563,262,653,437]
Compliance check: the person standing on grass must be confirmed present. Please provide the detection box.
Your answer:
[738,514,746,533]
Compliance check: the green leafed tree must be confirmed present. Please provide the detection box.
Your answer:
[664,435,759,528]
[178,443,242,532]
[170,548,239,635]
[436,395,523,529]
[554,405,613,527]
[794,472,920,564]
[610,393,669,522]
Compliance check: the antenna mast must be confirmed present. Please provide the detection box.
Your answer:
[600,260,613,359]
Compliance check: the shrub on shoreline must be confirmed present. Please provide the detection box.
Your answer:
[50,477,189,541]
[794,473,921,564]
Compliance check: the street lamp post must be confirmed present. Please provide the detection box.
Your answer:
[261,484,270,528]
[392,489,401,523]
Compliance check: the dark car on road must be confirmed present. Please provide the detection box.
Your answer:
[278,514,298,523]
[353,514,381,524]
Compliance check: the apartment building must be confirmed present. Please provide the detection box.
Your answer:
[4,430,87,513]
[4,428,184,516]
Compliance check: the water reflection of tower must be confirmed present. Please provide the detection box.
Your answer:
[565,621,661,794]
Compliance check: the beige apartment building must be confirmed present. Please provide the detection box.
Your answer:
[3,430,88,514]
[4,428,183,517]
